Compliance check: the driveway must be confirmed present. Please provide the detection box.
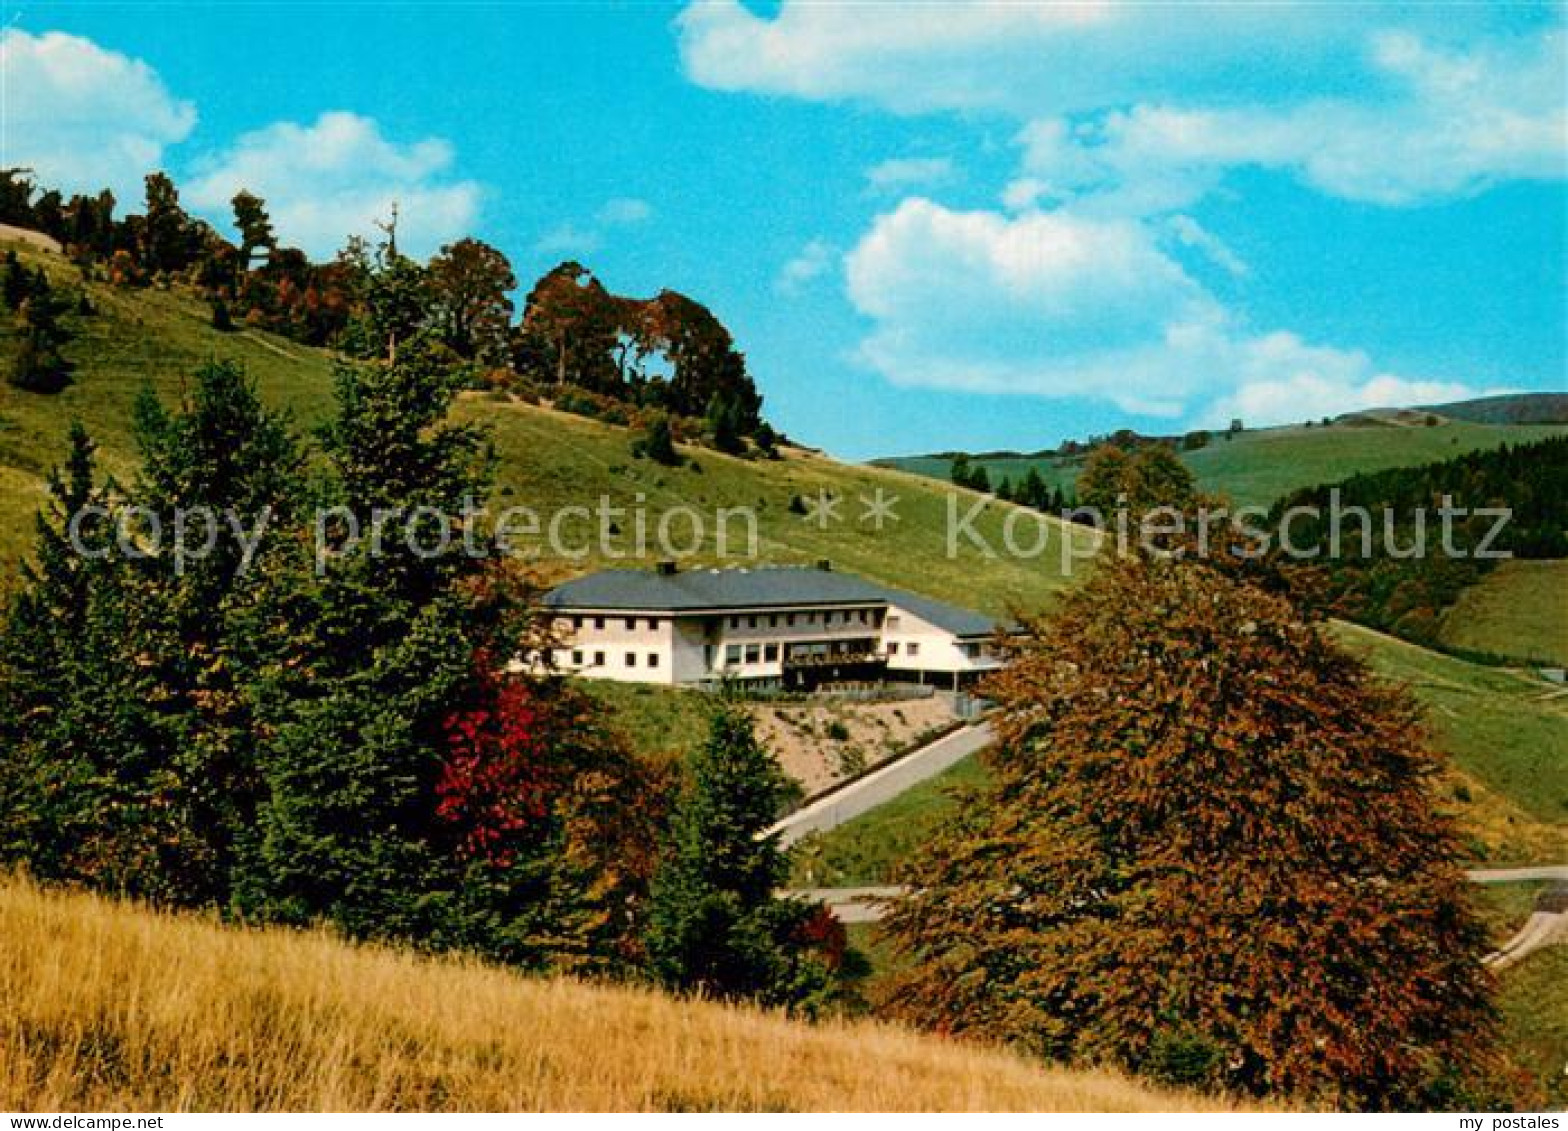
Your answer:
[765,722,993,848]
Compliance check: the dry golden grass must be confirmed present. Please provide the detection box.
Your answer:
[0,878,1236,1112]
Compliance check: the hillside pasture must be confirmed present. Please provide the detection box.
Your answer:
[881,417,1568,511]
[0,877,1235,1112]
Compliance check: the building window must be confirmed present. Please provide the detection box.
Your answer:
[593,651,605,666]
[593,617,605,630]
[745,644,761,664]
[786,613,796,627]
[572,650,583,666]
[964,643,981,659]
[886,615,901,629]
[625,652,637,668]
[648,652,660,667]
[887,642,899,655]
[769,614,778,628]
[572,616,582,630]
[748,615,758,629]
[907,642,920,657]
[729,616,740,629]
[725,644,742,665]
[647,618,659,630]
[764,643,779,662]
[625,617,636,630]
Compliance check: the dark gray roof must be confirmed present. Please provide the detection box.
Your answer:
[875,586,999,638]
[543,565,1001,637]
[544,566,889,613]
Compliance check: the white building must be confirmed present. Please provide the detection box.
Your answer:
[542,562,1008,690]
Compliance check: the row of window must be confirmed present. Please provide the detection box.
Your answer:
[726,608,876,631]
[570,616,663,632]
[718,641,922,665]
[568,609,881,634]
[567,650,660,669]
[723,642,781,666]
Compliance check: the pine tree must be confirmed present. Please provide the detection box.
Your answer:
[879,552,1506,1108]
[705,391,745,455]
[123,362,303,901]
[1020,466,1049,510]
[645,705,841,1010]
[949,453,972,488]
[0,424,109,873]
[237,342,497,938]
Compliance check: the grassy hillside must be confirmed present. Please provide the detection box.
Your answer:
[0,235,1094,614]
[0,878,1233,1112]
[0,239,338,568]
[1437,559,1568,667]
[881,417,1568,511]
[1333,623,1568,860]
[1422,392,1568,426]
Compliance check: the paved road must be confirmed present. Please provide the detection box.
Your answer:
[781,886,906,923]
[793,870,1568,946]
[1485,882,1568,969]
[1467,865,1568,884]
[765,722,994,848]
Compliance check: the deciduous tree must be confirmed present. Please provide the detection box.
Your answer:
[880,553,1507,1109]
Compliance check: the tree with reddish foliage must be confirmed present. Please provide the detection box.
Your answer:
[878,552,1514,1109]
[437,663,671,975]
[427,237,516,363]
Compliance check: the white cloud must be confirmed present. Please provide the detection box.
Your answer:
[1203,370,1493,431]
[681,3,1564,210]
[536,196,652,255]
[686,1,1558,424]
[1013,31,1567,211]
[0,30,196,203]
[185,111,482,259]
[775,237,837,295]
[1165,215,1247,278]
[597,197,652,226]
[865,157,954,193]
[844,198,1481,423]
[676,1,1488,117]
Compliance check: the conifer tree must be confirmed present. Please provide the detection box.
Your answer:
[238,340,497,937]
[645,706,840,1010]
[125,362,303,900]
[0,424,109,873]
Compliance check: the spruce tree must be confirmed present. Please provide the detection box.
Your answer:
[238,340,496,937]
[0,424,109,873]
[645,705,838,1010]
[879,552,1505,1109]
[124,362,303,901]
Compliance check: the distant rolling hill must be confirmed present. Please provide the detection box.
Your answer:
[1420,392,1568,426]
[878,400,1568,511]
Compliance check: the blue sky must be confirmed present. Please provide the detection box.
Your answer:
[4,1,1564,458]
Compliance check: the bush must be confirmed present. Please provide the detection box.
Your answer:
[632,414,682,466]
[1145,1027,1223,1090]
[7,336,71,393]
